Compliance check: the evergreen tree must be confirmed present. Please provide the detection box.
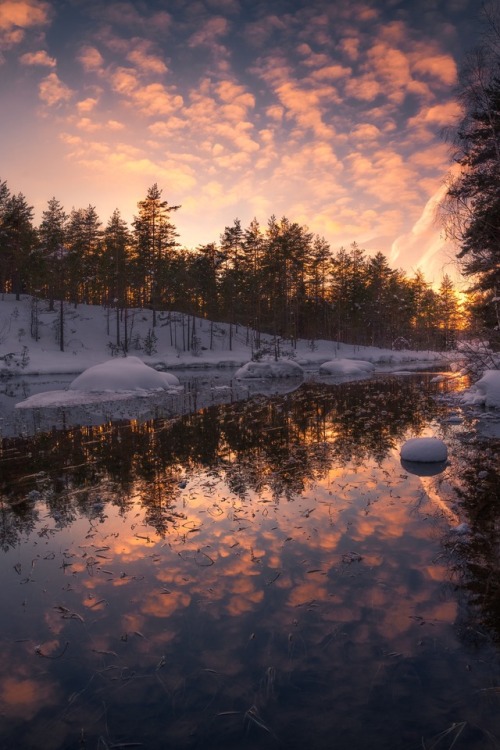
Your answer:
[0,190,35,299]
[438,274,463,349]
[102,209,131,348]
[132,183,180,327]
[38,197,67,308]
[65,206,103,305]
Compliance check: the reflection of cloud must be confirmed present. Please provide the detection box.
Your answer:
[0,666,59,720]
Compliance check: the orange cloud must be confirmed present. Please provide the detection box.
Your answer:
[78,45,105,73]
[350,123,382,142]
[0,0,50,31]
[345,75,381,102]
[340,36,360,61]
[126,40,168,75]
[19,49,55,66]
[410,101,462,128]
[412,54,457,86]
[188,15,228,46]
[38,72,73,106]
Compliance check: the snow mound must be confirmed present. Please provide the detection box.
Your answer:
[69,357,180,391]
[462,369,500,409]
[319,359,376,377]
[400,437,448,463]
[235,360,304,379]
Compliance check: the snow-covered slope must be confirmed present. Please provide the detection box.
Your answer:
[0,294,446,377]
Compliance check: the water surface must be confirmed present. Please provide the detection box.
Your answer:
[1,373,499,750]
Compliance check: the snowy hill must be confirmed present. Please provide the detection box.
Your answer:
[0,294,446,377]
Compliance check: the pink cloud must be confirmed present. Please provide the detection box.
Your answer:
[76,97,98,113]
[126,40,168,75]
[412,54,457,86]
[340,36,360,61]
[243,15,287,46]
[0,0,50,31]
[350,123,381,142]
[344,75,381,102]
[408,101,462,129]
[78,45,105,73]
[188,16,229,46]
[97,3,171,33]
[38,72,73,106]
[19,49,55,66]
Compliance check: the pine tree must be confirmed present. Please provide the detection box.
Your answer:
[438,274,463,349]
[38,197,67,309]
[132,184,180,327]
[0,191,35,299]
[102,209,131,348]
[65,206,103,305]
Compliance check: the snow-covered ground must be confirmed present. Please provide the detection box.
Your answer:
[0,294,447,377]
[462,370,500,410]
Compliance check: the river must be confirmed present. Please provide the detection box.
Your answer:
[0,370,499,750]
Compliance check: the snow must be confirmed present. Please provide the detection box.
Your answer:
[0,293,454,430]
[69,356,179,391]
[235,360,304,379]
[319,359,376,378]
[0,294,447,380]
[400,437,448,463]
[462,369,500,409]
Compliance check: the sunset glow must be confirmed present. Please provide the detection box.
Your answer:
[0,0,479,281]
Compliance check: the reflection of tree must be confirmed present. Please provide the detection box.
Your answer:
[0,376,451,546]
[445,435,500,643]
[0,499,38,552]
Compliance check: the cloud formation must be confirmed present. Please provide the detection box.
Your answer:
[0,0,476,282]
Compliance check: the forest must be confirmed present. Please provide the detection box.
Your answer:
[0,179,465,354]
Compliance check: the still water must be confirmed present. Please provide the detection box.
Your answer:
[0,373,499,750]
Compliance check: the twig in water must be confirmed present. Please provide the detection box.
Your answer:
[35,641,70,659]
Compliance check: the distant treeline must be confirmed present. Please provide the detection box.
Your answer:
[0,179,464,351]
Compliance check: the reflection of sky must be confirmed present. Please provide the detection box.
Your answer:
[0,0,483,283]
[0,375,495,748]
[0,446,497,747]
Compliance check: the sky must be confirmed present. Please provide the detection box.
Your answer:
[0,0,486,284]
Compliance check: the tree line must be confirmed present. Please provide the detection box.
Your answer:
[0,179,464,353]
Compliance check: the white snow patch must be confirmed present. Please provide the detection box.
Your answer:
[462,369,500,409]
[235,360,304,379]
[400,437,448,463]
[69,357,180,392]
[319,359,376,378]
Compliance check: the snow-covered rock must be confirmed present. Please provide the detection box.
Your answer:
[69,357,180,391]
[463,369,500,409]
[400,437,448,463]
[235,360,304,379]
[319,359,376,377]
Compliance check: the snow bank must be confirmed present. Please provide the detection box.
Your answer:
[235,360,304,379]
[319,359,376,378]
[400,437,448,463]
[69,357,180,391]
[462,369,500,409]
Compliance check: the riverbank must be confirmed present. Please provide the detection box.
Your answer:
[1,294,449,377]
